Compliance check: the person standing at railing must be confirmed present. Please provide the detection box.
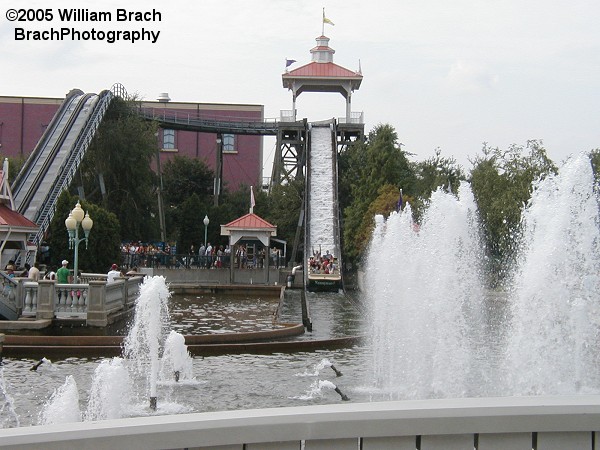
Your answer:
[2,264,15,298]
[107,264,121,283]
[28,262,40,281]
[56,260,72,284]
[198,244,206,269]
[205,243,213,268]
[43,267,56,280]
[19,263,31,277]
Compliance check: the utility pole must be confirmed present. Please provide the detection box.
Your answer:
[214,133,223,206]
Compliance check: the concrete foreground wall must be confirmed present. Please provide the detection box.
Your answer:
[1,396,600,449]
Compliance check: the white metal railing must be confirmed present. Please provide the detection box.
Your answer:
[0,396,599,449]
[280,109,296,122]
[338,111,364,124]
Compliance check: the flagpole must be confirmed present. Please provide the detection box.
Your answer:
[322,8,325,35]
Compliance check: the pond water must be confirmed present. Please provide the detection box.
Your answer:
[1,289,368,428]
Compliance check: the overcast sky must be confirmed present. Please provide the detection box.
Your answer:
[2,0,598,175]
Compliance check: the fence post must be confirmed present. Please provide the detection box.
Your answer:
[36,280,55,319]
[86,281,108,327]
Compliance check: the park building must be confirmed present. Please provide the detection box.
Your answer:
[0,92,265,191]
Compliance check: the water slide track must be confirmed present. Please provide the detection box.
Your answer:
[14,93,96,220]
[5,90,117,254]
[11,89,84,200]
[304,122,344,292]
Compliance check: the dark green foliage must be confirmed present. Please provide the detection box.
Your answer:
[339,124,416,264]
[411,149,465,222]
[469,140,557,285]
[590,149,600,185]
[161,155,215,243]
[0,156,26,182]
[77,97,159,241]
[177,193,204,252]
[46,191,121,273]
[262,180,304,258]
[161,155,214,208]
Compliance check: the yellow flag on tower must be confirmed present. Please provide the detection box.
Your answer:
[323,8,335,26]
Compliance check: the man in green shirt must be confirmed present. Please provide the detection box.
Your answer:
[56,259,72,284]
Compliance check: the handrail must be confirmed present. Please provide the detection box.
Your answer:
[138,108,279,136]
[0,272,18,319]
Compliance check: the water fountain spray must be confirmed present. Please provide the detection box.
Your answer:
[123,276,171,411]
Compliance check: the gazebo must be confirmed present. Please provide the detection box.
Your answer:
[221,213,277,284]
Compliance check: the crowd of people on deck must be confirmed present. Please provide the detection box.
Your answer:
[0,241,285,293]
[118,241,284,270]
[308,249,338,275]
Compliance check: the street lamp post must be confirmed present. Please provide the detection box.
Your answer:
[203,215,210,247]
[65,201,93,284]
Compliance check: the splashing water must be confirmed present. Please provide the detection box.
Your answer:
[159,331,194,383]
[123,275,171,403]
[292,380,339,400]
[40,276,191,423]
[38,375,81,425]
[506,153,600,394]
[0,368,19,428]
[84,358,133,421]
[295,358,335,377]
[366,182,486,399]
[365,156,600,399]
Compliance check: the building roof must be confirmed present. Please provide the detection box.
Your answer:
[223,213,276,230]
[0,204,38,229]
[283,61,362,80]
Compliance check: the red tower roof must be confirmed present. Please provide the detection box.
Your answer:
[223,213,276,230]
[284,61,362,79]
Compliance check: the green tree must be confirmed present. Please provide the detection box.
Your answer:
[161,155,214,242]
[161,155,214,207]
[263,180,304,261]
[46,191,121,273]
[339,124,415,264]
[470,140,557,285]
[177,193,204,252]
[0,156,26,182]
[77,97,158,241]
[590,149,600,184]
[411,148,465,221]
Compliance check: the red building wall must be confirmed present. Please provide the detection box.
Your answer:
[0,94,264,191]
[0,97,63,158]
